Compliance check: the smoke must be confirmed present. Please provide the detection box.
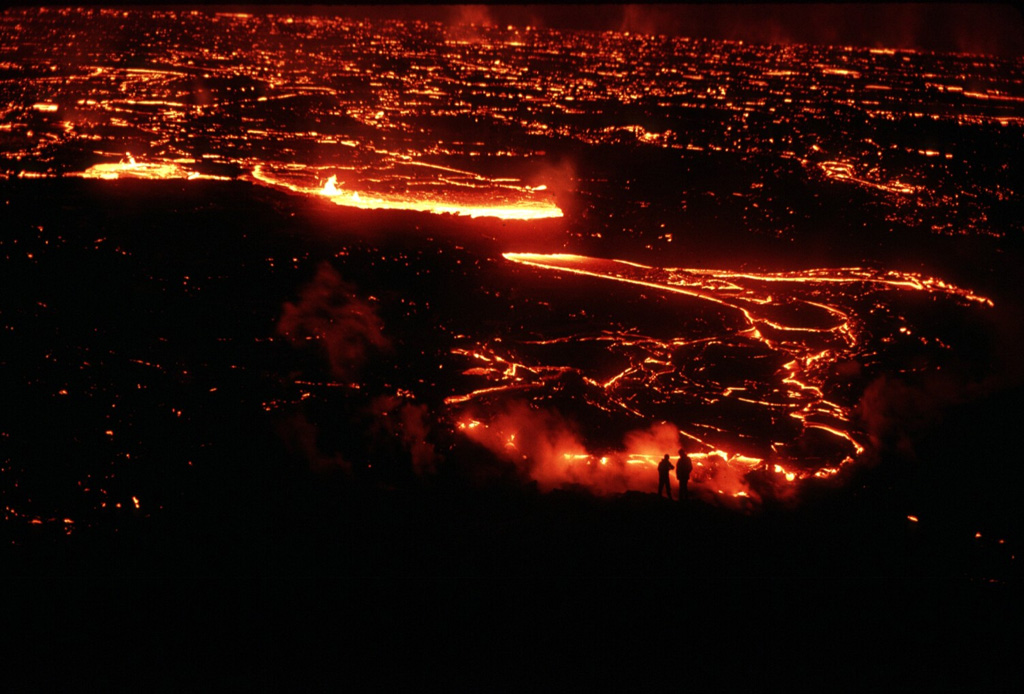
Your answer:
[443,5,495,44]
[858,293,1024,462]
[371,395,437,476]
[533,157,577,191]
[857,371,976,461]
[517,157,578,232]
[277,262,389,380]
[457,401,666,494]
[694,453,762,505]
[459,401,589,491]
[618,5,684,38]
[275,263,394,474]
[606,4,1024,55]
[448,5,494,28]
[621,421,682,460]
[277,412,350,473]
[623,423,760,505]
[457,402,759,505]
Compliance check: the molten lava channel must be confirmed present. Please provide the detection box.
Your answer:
[77,153,231,181]
[251,163,563,221]
[73,156,565,222]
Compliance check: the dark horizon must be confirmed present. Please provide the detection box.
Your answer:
[18,2,1024,57]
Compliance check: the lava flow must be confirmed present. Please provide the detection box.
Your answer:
[251,162,563,221]
[442,252,994,505]
[1,7,1019,534]
[78,152,230,181]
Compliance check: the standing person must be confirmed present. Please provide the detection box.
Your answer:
[676,446,693,501]
[657,454,674,500]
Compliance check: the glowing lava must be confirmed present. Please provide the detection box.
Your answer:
[443,252,993,505]
[78,153,229,181]
[251,165,563,221]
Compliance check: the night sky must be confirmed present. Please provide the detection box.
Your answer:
[166,2,1024,56]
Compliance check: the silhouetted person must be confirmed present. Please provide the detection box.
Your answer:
[658,454,674,500]
[676,447,693,501]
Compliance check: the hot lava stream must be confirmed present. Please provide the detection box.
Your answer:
[71,155,563,221]
[251,162,563,221]
[443,252,994,507]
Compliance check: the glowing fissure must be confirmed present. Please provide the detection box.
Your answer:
[445,347,576,405]
[818,159,923,196]
[43,152,566,222]
[251,164,563,221]
[714,267,993,307]
[78,152,230,181]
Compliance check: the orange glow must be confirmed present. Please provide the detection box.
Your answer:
[6,8,1012,524]
[251,166,563,221]
[444,252,993,505]
[79,153,230,181]
[818,159,921,195]
[454,410,764,506]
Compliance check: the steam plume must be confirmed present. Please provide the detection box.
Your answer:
[277,412,350,473]
[277,262,389,380]
[372,395,437,475]
[458,401,759,504]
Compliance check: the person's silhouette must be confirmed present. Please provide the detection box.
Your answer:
[676,446,693,501]
[658,454,674,499]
